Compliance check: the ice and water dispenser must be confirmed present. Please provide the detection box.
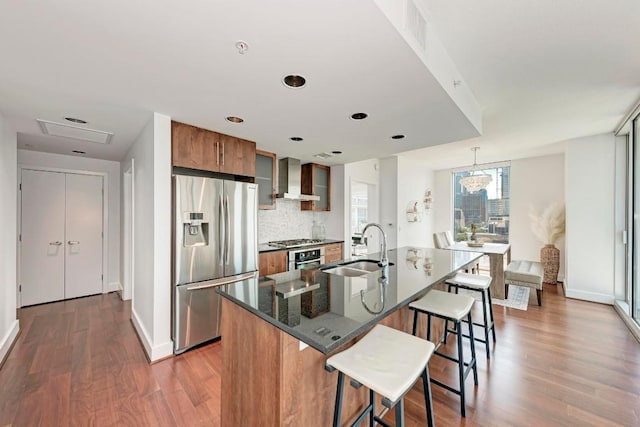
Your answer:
[182,212,209,247]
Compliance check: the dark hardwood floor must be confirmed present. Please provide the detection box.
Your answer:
[1,284,639,426]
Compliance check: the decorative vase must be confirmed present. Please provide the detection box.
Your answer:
[540,244,560,284]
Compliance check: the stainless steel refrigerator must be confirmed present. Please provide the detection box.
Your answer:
[173,174,258,354]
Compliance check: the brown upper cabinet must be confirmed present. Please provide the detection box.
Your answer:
[255,150,277,209]
[301,163,330,211]
[171,121,256,177]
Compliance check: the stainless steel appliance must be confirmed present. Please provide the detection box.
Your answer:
[173,174,258,354]
[288,246,325,271]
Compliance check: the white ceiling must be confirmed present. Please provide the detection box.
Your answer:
[1,0,639,169]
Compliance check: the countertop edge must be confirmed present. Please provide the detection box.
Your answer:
[258,239,345,253]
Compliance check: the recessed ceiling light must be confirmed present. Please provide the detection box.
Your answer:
[72,150,86,154]
[391,134,405,140]
[226,116,244,123]
[289,137,304,142]
[65,117,87,124]
[283,74,306,88]
[350,113,368,120]
[332,151,342,155]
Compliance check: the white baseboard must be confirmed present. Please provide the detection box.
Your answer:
[564,288,614,305]
[105,281,120,293]
[131,308,173,362]
[0,320,20,364]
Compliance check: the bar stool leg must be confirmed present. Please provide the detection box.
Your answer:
[333,372,345,427]
[480,289,490,359]
[395,397,405,427]
[468,312,479,385]
[455,319,466,418]
[422,369,435,427]
[369,389,375,427]
[412,310,419,336]
[487,288,496,342]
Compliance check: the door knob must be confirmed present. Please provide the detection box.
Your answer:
[49,241,63,246]
[68,240,80,245]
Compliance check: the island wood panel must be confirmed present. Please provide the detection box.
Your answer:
[258,250,288,277]
[220,287,446,427]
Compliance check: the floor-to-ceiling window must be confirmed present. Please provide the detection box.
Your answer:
[452,165,511,243]
[615,104,640,333]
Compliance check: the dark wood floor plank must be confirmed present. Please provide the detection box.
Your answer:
[1,285,639,426]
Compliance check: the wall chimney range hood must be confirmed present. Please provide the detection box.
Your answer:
[275,158,320,201]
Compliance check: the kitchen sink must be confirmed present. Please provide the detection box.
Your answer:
[322,266,369,277]
[339,259,394,271]
[322,259,395,277]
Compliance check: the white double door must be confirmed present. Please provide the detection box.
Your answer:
[21,169,104,306]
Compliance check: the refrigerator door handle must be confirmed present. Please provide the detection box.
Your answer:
[185,271,257,290]
[225,194,231,265]
[219,194,225,265]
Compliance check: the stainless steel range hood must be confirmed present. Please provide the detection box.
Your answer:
[275,158,320,201]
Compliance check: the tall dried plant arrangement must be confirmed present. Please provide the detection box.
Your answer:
[529,203,565,245]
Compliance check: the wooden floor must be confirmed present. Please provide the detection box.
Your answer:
[1,285,639,426]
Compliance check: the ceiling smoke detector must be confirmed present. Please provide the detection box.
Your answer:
[37,119,113,144]
[235,40,249,55]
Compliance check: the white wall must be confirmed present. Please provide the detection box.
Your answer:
[565,133,616,303]
[396,156,434,248]
[121,112,172,361]
[0,113,19,363]
[379,157,398,249]
[17,150,121,292]
[510,154,565,280]
[433,169,452,247]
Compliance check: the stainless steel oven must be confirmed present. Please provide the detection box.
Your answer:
[288,246,325,271]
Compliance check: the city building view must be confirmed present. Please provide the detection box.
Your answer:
[453,166,510,243]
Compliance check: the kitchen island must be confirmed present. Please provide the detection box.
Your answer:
[218,246,481,426]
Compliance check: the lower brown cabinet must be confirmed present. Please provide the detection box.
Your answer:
[258,250,287,277]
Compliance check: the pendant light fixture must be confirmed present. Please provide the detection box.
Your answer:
[459,147,492,192]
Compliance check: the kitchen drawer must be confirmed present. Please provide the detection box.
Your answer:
[323,243,342,263]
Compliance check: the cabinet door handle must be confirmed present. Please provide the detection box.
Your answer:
[68,240,80,245]
[216,141,220,166]
[222,142,225,166]
[49,241,63,246]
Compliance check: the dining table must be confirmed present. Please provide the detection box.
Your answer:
[444,242,512,299]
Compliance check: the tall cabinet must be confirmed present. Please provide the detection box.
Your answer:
[255,150,276,209]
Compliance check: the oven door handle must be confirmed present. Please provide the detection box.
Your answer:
[296,259,321,265]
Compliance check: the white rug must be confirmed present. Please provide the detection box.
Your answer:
[459,285,530,311]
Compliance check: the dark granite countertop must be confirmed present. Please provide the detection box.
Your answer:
[218,246,482,354]
[258,239,345,253]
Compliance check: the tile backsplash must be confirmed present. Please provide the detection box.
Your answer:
[258,199,329,243]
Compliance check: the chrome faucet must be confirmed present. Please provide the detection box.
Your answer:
[360,223,388,269]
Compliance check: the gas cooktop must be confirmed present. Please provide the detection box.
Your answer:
[268,238,324,249]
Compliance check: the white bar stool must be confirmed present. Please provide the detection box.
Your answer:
[410,290,478,417]
[445,272,496,359]
[325,324,436,427]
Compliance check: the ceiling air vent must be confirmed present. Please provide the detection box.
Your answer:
[37,119,114,144]
[405,0,427,52]
[313,152,334,159]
